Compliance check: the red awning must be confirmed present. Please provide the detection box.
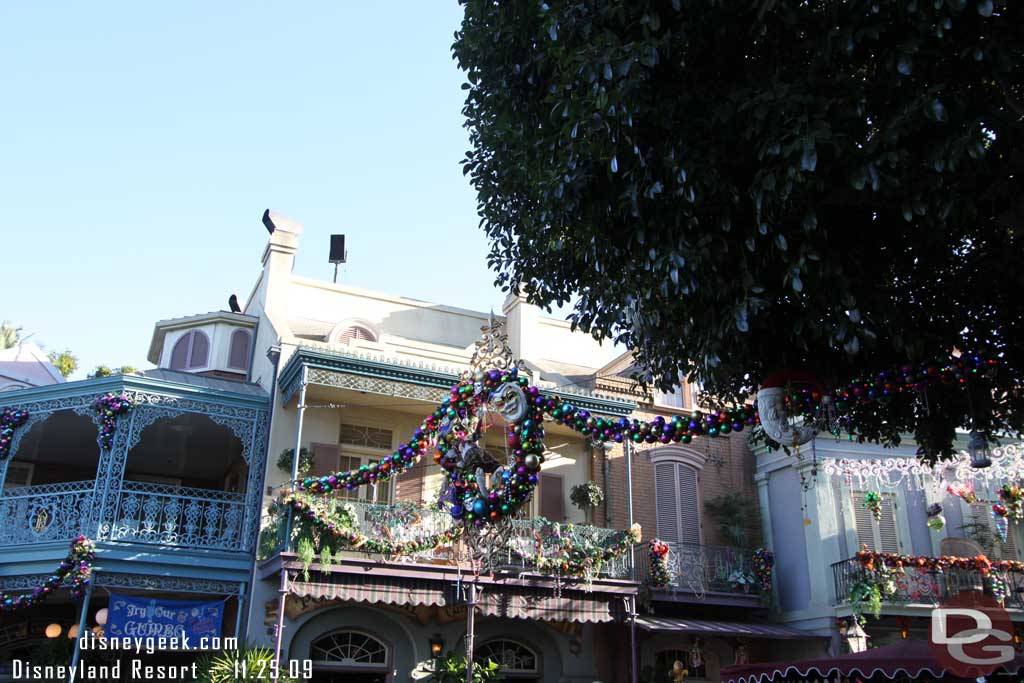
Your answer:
[721,640,1024,683]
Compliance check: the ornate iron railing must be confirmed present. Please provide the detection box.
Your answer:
[108,480,246,551]
[637,541,761,596]
[831,557,1024,609]
[0,480,95,545]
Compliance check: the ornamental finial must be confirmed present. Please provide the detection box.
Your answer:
[462,312,515,380]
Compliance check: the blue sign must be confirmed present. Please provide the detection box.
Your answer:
[106,594,223,641]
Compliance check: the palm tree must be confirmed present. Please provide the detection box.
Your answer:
[0,322,21,350]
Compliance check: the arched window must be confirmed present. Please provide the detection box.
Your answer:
[475,639,540,677]
[337,325,376,345]
[227,329,251,371]
[654,459,701,546]
[169,330,210,370]
[311,630,388,668]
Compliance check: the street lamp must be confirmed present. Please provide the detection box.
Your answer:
[843,619,870,654]
[429,634,445,660]
[967,431,992,469]
[45,624,61,639]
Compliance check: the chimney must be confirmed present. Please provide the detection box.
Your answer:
[502,291,540,364]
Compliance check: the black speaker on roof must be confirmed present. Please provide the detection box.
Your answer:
[329,234,347,264]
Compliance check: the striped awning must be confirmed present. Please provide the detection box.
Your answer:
[291,574,446,607]
[478,587,624,623]
[635,616,816,639]
[289,573,625,623]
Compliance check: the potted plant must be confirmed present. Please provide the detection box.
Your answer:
[570,481,605,524]
[728,569,757,593]
[431,652,502,682]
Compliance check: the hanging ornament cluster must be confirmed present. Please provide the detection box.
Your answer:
[986,573,1009,605]
[774,354,998,421]
[926,503,945,532]
[999,484,1024,521]
[647,539,671,588]
[947,481,977,504]
[992,504,1010,543]
[752,547,775,593]
[0,407,29,461]
[863,491,883,522]
[92,393,134,450]
[0,536,94,612]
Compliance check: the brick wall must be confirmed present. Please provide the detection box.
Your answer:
[599,406,762,550]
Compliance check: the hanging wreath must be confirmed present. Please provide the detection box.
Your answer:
[0,407,29,461]
[92,393,134,450]
[647,539,671,588]
[0,536,94,612]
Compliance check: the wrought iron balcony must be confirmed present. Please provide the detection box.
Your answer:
[0,479,249,552]
[263,499,633,580]
[831,557,1024,609]
[638,541,763,597]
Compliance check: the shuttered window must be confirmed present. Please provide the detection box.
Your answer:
[227,329,251,370]
[969,502,1019,560]
[654,461,701,546]
[853,492,899,553]
[539,473,565,521]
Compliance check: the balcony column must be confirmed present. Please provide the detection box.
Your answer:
[797,460,843,610]
[90,404,136,540]
[754,472,777,596]
[283,366,309,552]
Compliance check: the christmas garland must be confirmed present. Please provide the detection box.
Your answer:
[647,539,671,588]
[517,523,642,579]
[92,393,134,450]
[775,354,997,420]
[0,408,29,461]
[299,366,756,529]
[283,491,463,556]
[752,547,774,593]
[854,549,1024,575]
[0,536,94,612]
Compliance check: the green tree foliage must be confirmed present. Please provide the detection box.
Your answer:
[0,322,21,350]
[47,349,78,378]
[432,652,502,682]
[453,1,1023,459]
[88,365,138,379]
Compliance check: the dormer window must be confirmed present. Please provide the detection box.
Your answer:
[227,329,252,371]
[337,326,376,345]
[169,330,210,370]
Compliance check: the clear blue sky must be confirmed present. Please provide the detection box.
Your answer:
[0,2,522,379]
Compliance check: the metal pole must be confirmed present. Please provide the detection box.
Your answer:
[624,439,636,579]
[271,571,289,683]
[68,583,93,683]
[627,595,638,683]
[283,366,309,552]
[234,584,245,640]
[464,582,477,683]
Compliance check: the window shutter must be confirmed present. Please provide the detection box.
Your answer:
[169,335,190,370]
[877,496,900,553]
[310,443,340,478]
[969,502,998,557]
[188,331,210,368]
[851,492,900,552]
[677,465,701,545]
[655,462,681,543]
[539,473,565,521]
[228,330,251,370]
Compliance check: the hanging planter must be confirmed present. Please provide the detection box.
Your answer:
[863,491,883,522]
